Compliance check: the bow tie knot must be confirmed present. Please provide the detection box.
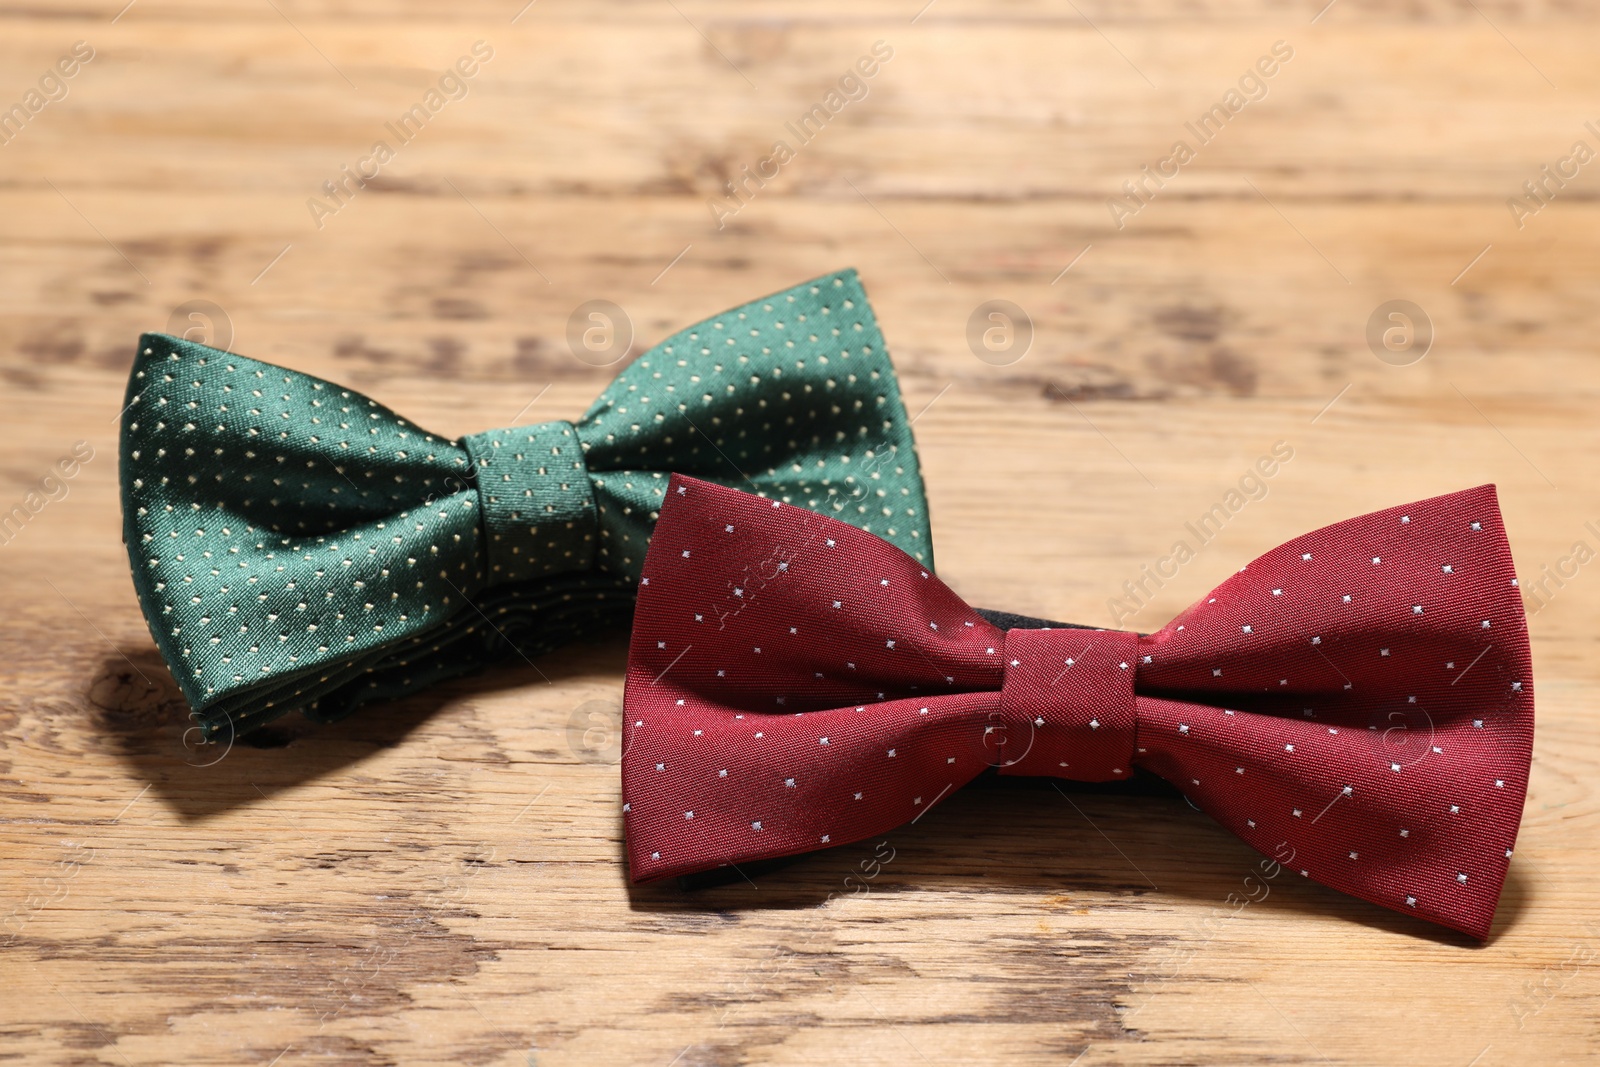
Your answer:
[997,628,1139,781]
[461,421,598,585]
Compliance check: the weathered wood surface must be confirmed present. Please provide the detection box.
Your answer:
[3,1,1599,1064]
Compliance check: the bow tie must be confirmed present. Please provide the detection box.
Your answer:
[120,270,933,738]
[621,476,1533,939]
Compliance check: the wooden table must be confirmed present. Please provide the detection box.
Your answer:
[3,1,1597,1063]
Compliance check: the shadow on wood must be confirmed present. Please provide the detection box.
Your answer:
[83,641,620,822]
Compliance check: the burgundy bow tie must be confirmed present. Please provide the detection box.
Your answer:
[621,476,1533,939]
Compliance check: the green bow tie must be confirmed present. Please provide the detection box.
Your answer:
[120,269,933,739]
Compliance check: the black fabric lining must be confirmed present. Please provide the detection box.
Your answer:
[971,607,1097,632]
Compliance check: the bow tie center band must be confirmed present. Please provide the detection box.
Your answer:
[460,422,598,583]
[995,627,1140,780]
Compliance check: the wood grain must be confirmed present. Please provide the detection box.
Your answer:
[3,2,1599,1064]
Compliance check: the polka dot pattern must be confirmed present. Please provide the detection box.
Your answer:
[622,476,1533,941]
[118,269,933,737]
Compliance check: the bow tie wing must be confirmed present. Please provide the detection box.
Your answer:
[622,475,1010,880]
[623,688,1010,881]
[624,474,1002,708]
[575,269,933,579]
[121,334,486,728]
[1138,484,1526,705]
[1131,485,1532,939]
